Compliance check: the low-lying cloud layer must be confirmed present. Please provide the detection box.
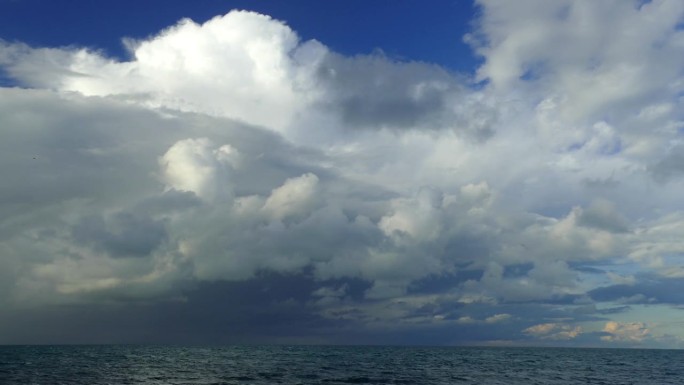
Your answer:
[2,0,684,347]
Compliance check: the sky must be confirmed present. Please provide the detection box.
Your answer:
[1,0,684,348]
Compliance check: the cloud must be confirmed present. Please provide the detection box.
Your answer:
[263,173,320,221]
[589,276,684,305]
[472,0,684,122]
[485,313,511,324]
[523,323,582,340]
[650,144,684,181]
[575,199,630,233]
[159,138,240,201]
[601,321,649,343]
[312,52,497,140]
[1,11,323,132]
[72,212,167,258]
[2,3,684,345]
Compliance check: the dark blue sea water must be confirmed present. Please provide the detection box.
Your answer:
[1,345,683,384]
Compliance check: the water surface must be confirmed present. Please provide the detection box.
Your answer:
[1,345,682,384]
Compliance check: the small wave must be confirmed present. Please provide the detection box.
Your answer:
[322,376,386,384]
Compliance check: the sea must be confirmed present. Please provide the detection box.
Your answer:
[1,345,683,384]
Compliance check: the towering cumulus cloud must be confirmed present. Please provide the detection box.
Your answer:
[2,2,684,346]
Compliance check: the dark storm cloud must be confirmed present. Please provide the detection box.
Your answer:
[72,212,167,258]
[133,189,202,216]
[597,306,632,315]
[589,276,684,305]
[0,272,375,345]
[316,52,496,140]
[407,270,484,295]
[502,263,534,279]
[1,269,611,345]
[317,53,452,128]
